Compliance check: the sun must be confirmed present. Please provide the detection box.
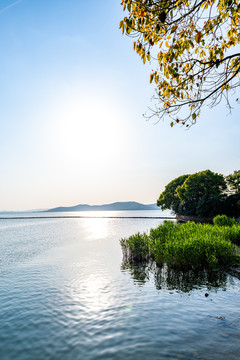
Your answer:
[49,91,124,171]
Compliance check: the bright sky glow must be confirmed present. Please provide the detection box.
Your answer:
[0,0,239,211]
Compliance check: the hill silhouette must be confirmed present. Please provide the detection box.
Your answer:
[46,201,159,212]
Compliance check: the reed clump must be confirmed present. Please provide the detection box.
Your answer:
[120,219,240,271]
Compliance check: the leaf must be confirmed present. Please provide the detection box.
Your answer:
[120,0,240,127]
[159,11,166,23]
[195,31,202,44]
[171,25,178,33]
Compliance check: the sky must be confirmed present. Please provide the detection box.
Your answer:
[0,0,239,211]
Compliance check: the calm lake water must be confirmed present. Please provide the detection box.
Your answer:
[0,211,240,360]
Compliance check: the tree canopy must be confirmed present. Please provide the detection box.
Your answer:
[176,170,227,216]
[157,174,189,213]
[225,170,240,215]
[120,0,240,127]
[157,169,240,218]
[226,170,240,194]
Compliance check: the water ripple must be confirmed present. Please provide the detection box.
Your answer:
[0,217,240,359]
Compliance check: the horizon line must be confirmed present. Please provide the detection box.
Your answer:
[0,200,159,213]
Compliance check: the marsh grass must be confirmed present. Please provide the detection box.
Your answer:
[120,232,149,262]
[120,221,240,271]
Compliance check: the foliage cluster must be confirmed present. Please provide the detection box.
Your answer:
[120,220,240,270]
[157,169,240,217]
[213,214,237,226]
[120,0,240,126]
[226,170,240,194]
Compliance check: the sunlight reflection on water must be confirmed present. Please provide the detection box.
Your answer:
[0,213,240,360]
[81,218,110,240]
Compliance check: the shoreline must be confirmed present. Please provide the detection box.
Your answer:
[226,267,240,280]
[0,216,176,220]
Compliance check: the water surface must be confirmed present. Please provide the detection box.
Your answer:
[0,211,240,360]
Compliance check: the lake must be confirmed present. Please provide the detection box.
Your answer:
[0,211,240,360]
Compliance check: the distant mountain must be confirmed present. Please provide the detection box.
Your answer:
[46,201,159,212]
[0,209,48,214]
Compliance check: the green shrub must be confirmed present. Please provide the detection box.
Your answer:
[213,214,236,227]
[120,221,240,270]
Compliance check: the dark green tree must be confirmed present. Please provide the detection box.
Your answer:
[157,174,189,214]
[224,170,240,216]
[157,170,228,217]
[176,170,227,217]
[226,170,240,194]
[224,194,240,217]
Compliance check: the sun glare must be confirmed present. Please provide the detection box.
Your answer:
[82,217,110,240]
[50,93,123,169]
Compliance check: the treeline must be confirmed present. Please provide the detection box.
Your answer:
[157,170,240,218]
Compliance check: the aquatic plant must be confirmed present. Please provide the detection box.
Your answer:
[149,221,175,265]
[120,221,240,271]
[220,225,240,246]
[120,232,149,262]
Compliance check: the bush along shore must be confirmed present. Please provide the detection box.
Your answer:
[120,216,240,272]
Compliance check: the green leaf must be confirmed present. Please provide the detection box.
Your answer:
[192,113,196,120]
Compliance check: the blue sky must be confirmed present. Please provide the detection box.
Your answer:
[0,0,239,211]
